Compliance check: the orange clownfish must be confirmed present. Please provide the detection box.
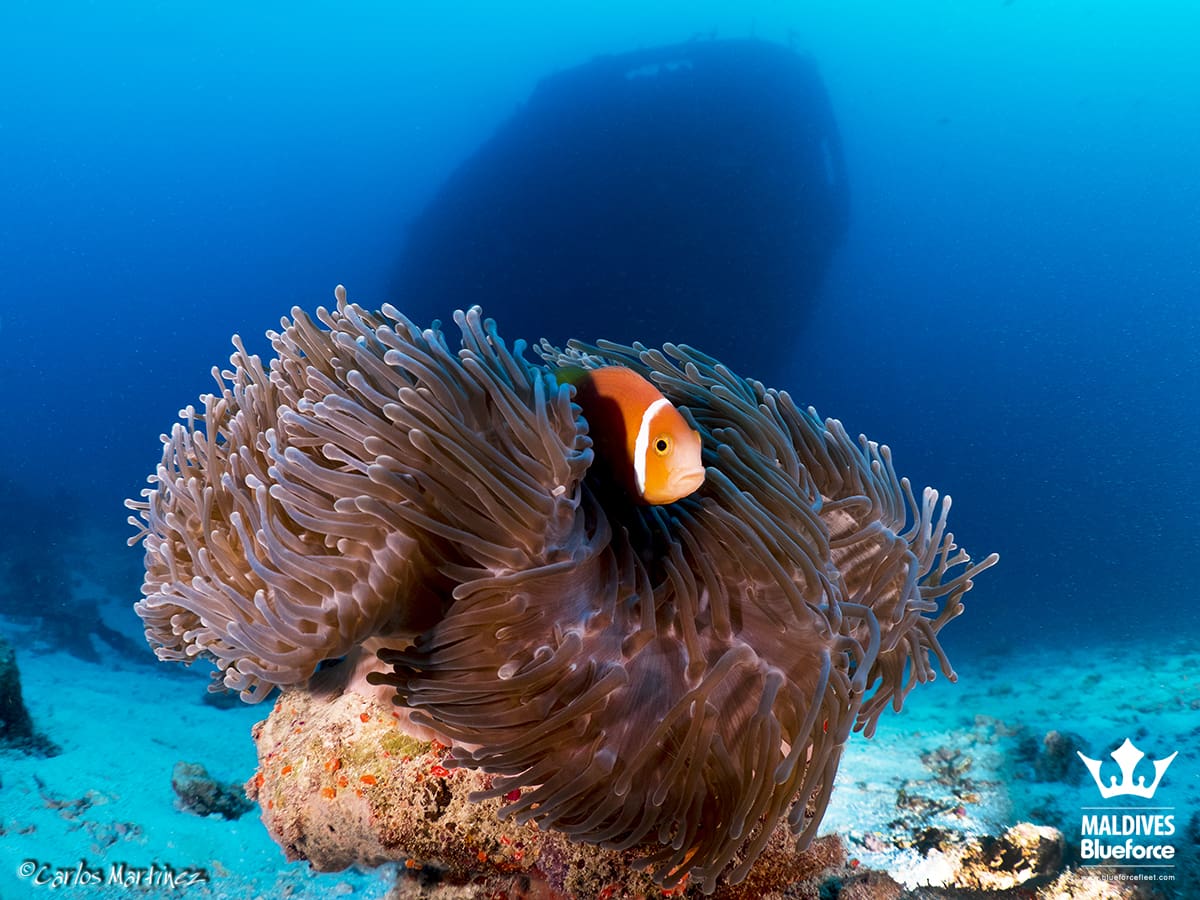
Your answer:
[557,365,705,504]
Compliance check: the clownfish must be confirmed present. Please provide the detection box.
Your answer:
[557,365,705,504]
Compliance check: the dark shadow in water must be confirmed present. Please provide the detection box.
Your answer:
[0,477,152,666]
[393,38,849,385]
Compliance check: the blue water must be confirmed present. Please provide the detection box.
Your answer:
[1,4,1199,899]
[1,1,1197,662]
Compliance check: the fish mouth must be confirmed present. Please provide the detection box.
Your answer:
[667,467,706,497]
[642,467,706,505]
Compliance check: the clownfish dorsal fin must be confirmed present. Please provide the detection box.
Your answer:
[553,364,591,389]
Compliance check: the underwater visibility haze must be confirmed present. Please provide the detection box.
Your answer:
[0,2,1198,898]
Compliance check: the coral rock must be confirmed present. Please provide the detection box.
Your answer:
[248,685,848,899]
[1034,730,1087,784]
[0,634,57,755]
[953,822,1063,890]
[837,869,904,900]
[171,761,253,820]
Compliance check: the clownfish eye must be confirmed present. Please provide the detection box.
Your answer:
[653,435,672,456]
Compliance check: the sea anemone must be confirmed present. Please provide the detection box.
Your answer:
[129,286,996,893]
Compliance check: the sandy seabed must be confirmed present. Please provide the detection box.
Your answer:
[2,621,1197,900]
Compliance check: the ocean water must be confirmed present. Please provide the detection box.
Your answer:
[1,2,1197,898]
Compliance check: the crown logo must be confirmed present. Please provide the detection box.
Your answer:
[1077,739,1177,799]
